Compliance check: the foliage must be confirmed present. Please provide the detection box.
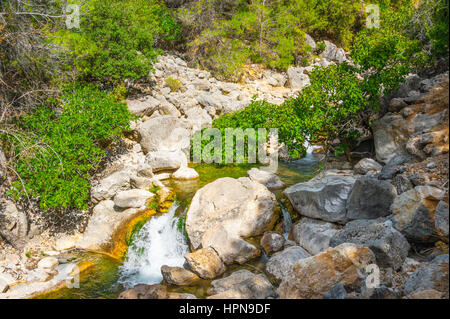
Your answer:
[5,84,132,210]
[164,77,183,92]
[51,0,180,83]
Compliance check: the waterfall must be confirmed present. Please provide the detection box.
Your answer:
[279,202,292,240]
[118,202,189,288]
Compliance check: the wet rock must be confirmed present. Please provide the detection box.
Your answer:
[208,270,274,299]
[323,283,347,299]
[284,172,356,223]
[118,284,168,299]
[161,265,200,286]
[184,248,226,280]
[353,158,382,175]
[145,150,188,172]
[404,254,449,298]
[435,201,449,237]
[346,177,397,220]
[391,186,444,243]
[171,167,199,180]
[291,217,339,255]
[186,177,277,251]
[113,189,154,209]
[260,231,285,255]
[277,243,376,299]
[265,246,310,283]
[330,219,410,270]
[246,168,285,190]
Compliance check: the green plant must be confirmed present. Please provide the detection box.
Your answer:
[5,83,132,210]
[112,82,128,102]
[164,77,183,92]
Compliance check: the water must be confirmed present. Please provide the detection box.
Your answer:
[279,202,292,240]
[117,202,189,288]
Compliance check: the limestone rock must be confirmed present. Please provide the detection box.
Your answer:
[260,231,285,255]
[353,158,382,175]
[246,168,285,190]
[287,67,310,90]
[161,265,200,286]
[145,150,188,172]
[184,248,226,280]
[91,170,130,203]
[113,189,154,209]
[171,167,199,180]
[37,257,59,270]
[127,96,160,116]
[291,217,340,255]
[265,246,310,283]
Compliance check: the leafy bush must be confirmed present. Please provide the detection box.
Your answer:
[164,77,183,92]
[5,84,132,210]
[52,0,180,83]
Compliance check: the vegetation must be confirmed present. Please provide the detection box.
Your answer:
[164,77,183,92]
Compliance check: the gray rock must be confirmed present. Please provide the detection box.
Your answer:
[184,248,226,280]
[145,150,187,172]
[353,158,382,175]
[0,200,29,249]
[305,33,316,51]
[287,67,310,90]
[260,231,285,255]
[161,265,200,286]
[389,98,408,112]
[435,201,449,237]
[373,113,409,164]
[246,168,285,190]
[284,172,356,223]
[393,174,414,195]
[91,170,131,203]
[127,96,160,116]
[330,219,410,270]
[291,217,340,255]
[323,283,347,299]
[265,246,310,283]
[346,177,397,220]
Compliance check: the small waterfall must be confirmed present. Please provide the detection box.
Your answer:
[279,202,292,240]
[118,202,189,288]
[304,138,322,154]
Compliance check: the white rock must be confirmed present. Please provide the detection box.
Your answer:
[114,189,154,209]
[172,167,199,180]
[247,168,285,190]
[37,257,59,270]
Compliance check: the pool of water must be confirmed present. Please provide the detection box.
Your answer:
[39,156,319,299]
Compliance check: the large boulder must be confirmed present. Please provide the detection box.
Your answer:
[283,171,356,223]
[391,186,445,243]
[330,219,410,270]
[346,177,397,220]
[137,116,192,154]
[246,168,285,190]
[265,246,310,283]
[184,107,212,133]
[186,177,277,264]
[277,244,376,299]
[184,248,226,280]
[291,217,340,255]
[145,150,188,172]
[207,270,274,299]
[404,254,449,299]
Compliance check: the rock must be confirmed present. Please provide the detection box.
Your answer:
[168,293,198,299]
[404,254,448,298]
[185,107,212,133]
[389,98,408,112]
[37,257,59,270]
[277,243,376,299]
[171,167,199,180]
[360,285,400,299]
[0,200,29,249]
[26,269,53,283]
[291,217,340,255]
[127,96,160,116]
[184,248,226,280]
[91,170,130,203]
[283,172,356,223]
[407,289,443,299]
[137,116,192,154]
[161,265,200,286]
[265,246,310,283]
[435,201,449,237]
[246,168,285,190]
[130,176,154,189]
[207,270,274,299]
[319,40,346,63]
[391,186,444,243]
[287,67,310,90]
[55,235,78,251]
[113,189,154,209]
[305,33,316,51]
[186,177,277,252]
[0,273,15,293]
[201,224,260,265]
[393,174,414,195]
[145,150,188,172]
[346,177,397,220]
[159,101,181,117]
[323,283,347,299]
[353,158,382,175]
[260,231,285,255]
[373,113,409,164]
[330,219,410,270]
[118,284,168,299]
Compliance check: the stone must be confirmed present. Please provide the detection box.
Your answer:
[404,254,448,298]
[145,150,188,172]
[185,107,212,133]
[287,67,310,90]
[283,172,356,223]
[37,257,59,270]
[158,101,181,117]
[346,177,397,220]
[186,177,277,251]
[246,168,285,190]
[260,231,285,255]
[91,170,130,203]
[137,116,192,154]
[323,283,347,299]
[207,270,274,299]
[265,246,310,283]
[184,248,226,280]
[0,273,15,293]
[161,265,200,286]
[130,176,154,189]
[319,40,346,63]
[330,219,410,270]
[171,167,199,180]
[353,158,382,175]
[389,98,408,112]
[391,187,444,243]
[435,201,449,237]
[127,96,160,116]
[277,244,376,299]
[168,293,197,299]
[113,189,154,209]
[0,200,29,249]
[118,284,168,299]
[291,217,340,255]
[393,174,414,195]
[26,269,53,283]
[55,236,78,251]
[305,33,316,51]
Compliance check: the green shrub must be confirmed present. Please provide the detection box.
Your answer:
[164,77,183,92]
[5,84,132,210]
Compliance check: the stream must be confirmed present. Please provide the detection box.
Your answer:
[36,151,320,299]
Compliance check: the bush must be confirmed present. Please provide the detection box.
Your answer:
[52,0,180,83]
[4,84,132,210]
[164,77,183,92]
